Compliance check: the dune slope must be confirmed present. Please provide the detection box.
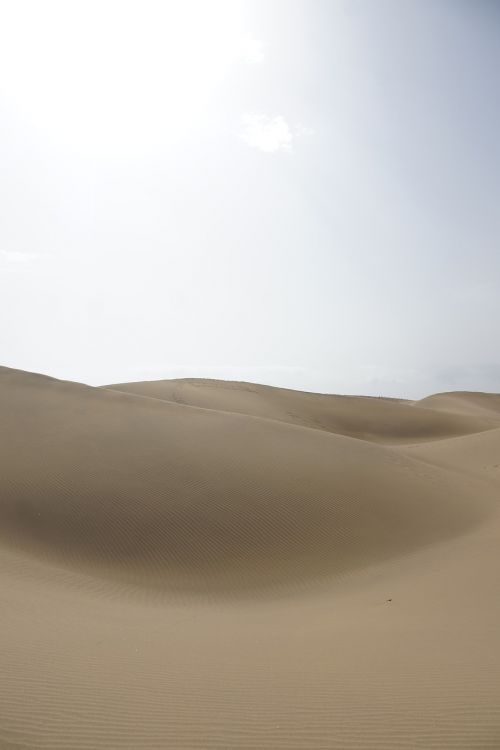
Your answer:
[0,366,491,594]
[416,390,500,418]
[1,366,500,750]
[104,377,498,443]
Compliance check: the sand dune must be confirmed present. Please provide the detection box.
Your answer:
[105,377,498,443]
[1,366,500,748]
[416,390,500,418]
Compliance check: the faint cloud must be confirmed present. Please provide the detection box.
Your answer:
[239,35,264,64]
[241,115,314,153]
[295,124,316,138]
[0,250,40,264]
[241,114,293,153]
[0,251,54,273]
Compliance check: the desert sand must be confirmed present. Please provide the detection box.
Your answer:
[1,366,500,749]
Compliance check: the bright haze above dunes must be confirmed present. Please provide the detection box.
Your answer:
[1,365,500,748]
[1,1,500,397]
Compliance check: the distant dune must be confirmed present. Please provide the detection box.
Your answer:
[1,366,500,749]
[105,377,498,443]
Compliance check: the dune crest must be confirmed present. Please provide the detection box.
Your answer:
[104,376,499,444]
[416,390,500,418]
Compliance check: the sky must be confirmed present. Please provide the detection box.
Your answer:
[1,0,499,398]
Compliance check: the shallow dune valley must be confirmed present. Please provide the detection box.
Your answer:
[1,365,500,749]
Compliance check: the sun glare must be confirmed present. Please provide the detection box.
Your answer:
[0,0,254,155]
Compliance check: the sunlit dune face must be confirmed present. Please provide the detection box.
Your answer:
[0,0,258,155]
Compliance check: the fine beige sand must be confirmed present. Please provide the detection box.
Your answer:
[1,367,500,749]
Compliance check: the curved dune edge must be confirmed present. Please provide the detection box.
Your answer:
[0,367,497,596]
[103,377,500,444]
[416,390,500,417]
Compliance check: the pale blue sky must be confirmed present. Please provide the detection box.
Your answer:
[1,0,499,397]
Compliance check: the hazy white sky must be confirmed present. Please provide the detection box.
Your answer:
[1,0,499,397]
